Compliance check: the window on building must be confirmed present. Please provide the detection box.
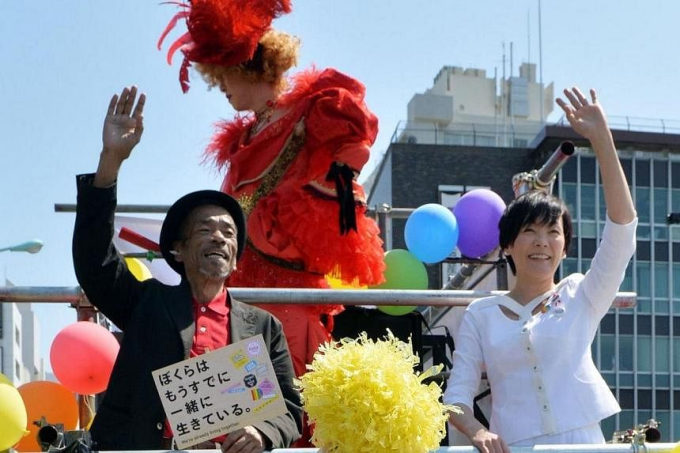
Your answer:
[636,160,651,186]
[601,314,615,334]
[637,336,652,372]
[561,183,578,215]
[561,159,577,183]
[637,299,652,314]
[656,336,670,372]
[654,188,669,224]
[638,315,652,335]
[637,241,651,261]
[655,410,670,441]
[15,360,20,380]
[655,241,669,262]
[672,189,680,217]
[654,226,669,241]
[638,373,652,387]
[619,335,634,371]
[581,157,596,184]
[562,258,578,278]
[655,263,669,298]
[657,390,670,409]
[637,262,651,297]
[15,326,20,347]
[620,314,634,335]
[636,187,651,224]
[674,390,680,409]
[654,161,668,188]
[638,225,651,241]
[656,374,670,387]
[673,338,680,372]
[622,373,637,387]
[621,263,634,292]
[657,316,670,336]
[581,221,597,238]
[619,389,634,409]
[600,334,615,371]
[600,415,616,442]
[638,389,653,409]
[581,184,596,220]
[619,410,635,433]
[581,238,597,259]
[672,162,680,189]
[602,372,616,387]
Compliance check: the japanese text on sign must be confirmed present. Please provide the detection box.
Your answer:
[152,335,287,449]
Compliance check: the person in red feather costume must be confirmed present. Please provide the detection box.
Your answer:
[160,1,386,446]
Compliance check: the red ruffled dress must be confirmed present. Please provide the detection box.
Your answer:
[207,68,386,378]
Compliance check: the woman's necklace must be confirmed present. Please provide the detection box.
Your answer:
[250,100,276,137]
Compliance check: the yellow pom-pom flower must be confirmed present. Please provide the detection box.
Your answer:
[297,331,459,453]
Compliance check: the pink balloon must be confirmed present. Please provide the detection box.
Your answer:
[50,322,120,395]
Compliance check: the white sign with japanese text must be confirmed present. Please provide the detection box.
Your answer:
[152,335,288,449]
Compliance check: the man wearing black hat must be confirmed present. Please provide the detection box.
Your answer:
[72,86,302,452]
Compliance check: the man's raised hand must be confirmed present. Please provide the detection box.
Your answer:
[102,86,146,162]
[94,86,146,188]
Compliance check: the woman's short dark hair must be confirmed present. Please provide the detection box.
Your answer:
[498,190,572,274]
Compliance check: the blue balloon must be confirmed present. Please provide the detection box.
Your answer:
[405,203,459,263]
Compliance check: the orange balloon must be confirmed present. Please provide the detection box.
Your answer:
[15,381,78,452]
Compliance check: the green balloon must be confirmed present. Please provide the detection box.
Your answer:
[371,249,428,316]
[379,305,418,316]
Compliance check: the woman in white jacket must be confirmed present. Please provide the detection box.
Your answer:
[445,87,637,451]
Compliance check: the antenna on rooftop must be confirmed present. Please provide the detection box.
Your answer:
[538,0,544,124]
[527,9,531,64]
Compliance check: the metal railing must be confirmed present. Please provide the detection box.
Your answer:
[390,120,538,148]
[4,287,634,308]
[556,115,680,135]
[390,115,680,149]
[0,286,637,431]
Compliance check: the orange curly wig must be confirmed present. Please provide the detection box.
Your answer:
[196,30,300,93]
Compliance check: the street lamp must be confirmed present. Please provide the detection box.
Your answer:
[0,239,44,254]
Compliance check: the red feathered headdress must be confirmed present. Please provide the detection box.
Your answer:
[158,0,292,93]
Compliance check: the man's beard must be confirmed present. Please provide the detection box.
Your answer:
[199,263,234,280]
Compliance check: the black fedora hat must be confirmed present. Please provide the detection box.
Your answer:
[160,190,246,276]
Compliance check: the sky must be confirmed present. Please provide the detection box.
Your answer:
[1,0,679,373]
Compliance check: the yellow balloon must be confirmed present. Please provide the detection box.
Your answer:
[325,274,367,290]
[125,257,153,281]
[0,372,12,386]
[0,382,29,451]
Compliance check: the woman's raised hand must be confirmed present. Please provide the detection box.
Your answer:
[556,87,608,144]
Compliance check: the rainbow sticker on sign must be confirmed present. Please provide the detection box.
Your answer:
[251,388,264,400]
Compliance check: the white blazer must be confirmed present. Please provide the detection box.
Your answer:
[444,216,637,445]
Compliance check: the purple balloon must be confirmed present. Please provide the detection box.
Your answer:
[453,189,506,258]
